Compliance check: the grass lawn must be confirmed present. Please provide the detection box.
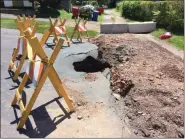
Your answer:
[112,8,184,50]
[152,28,184,50]
[98,14,104,23]
[0,18,99,37]
[124,18,138,22]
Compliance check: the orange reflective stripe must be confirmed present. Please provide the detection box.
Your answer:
[78,25,87,32]
[61,26,66,33]
[55,26,66,35]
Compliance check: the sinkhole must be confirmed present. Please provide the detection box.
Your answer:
[73,56,111,73]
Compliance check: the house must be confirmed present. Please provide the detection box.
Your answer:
[1,0,72,12]
[2,0,33,8]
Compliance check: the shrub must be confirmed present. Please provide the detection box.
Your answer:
[152,1,184,32]
[118,0,184,33]
[140,1,154,21]
[116,1,123,12]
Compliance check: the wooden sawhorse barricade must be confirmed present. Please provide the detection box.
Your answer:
[11,29,75,129]
[45,17,70,48]
[21,14,36,28]
[70,18,89,42]
[8,16,38,81]
[8,15,50,81]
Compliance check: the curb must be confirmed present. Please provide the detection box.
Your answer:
[100,21,156,34]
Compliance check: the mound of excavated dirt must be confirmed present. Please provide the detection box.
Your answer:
[89,34,184,138]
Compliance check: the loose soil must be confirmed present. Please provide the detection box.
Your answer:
[89,34,184,138]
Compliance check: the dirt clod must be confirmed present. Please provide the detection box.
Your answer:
[77,116,83,120]
[84,73,97,82]
[113,93,121,100]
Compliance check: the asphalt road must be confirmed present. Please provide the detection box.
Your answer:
[1,28,124,138]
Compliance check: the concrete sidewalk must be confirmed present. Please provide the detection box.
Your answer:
[102,9,126,24]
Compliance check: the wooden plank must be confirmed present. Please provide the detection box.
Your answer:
[31,22,38,37]
[15,91,25,113]
[40,30,50,47]
[48,66,75,112]
[24,31,47,59]
[11,64,17,72]
[13,52,27,80]
[53,18,59,28]
[18,73,29,94]
[17,65,50,129]
[32,15,36,24]
[49,38,64,64]
[27,42,33,61]
[11,74,29,105]
[9,60,15,70]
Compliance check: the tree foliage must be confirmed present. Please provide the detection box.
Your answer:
[32,0,63,8]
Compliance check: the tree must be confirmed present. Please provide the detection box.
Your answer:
[107,0,119,8]
[32,0,63,8]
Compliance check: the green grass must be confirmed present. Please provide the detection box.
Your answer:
[124,18,138,22]
[111,8,117,12]
[0,18,99,37]
[98,14,104,23]
[152,28,184,50]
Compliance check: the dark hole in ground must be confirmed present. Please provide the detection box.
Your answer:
[73,56,111,73]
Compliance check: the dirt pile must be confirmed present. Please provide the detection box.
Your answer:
[89,34,184,138]
[90,35,136,67]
